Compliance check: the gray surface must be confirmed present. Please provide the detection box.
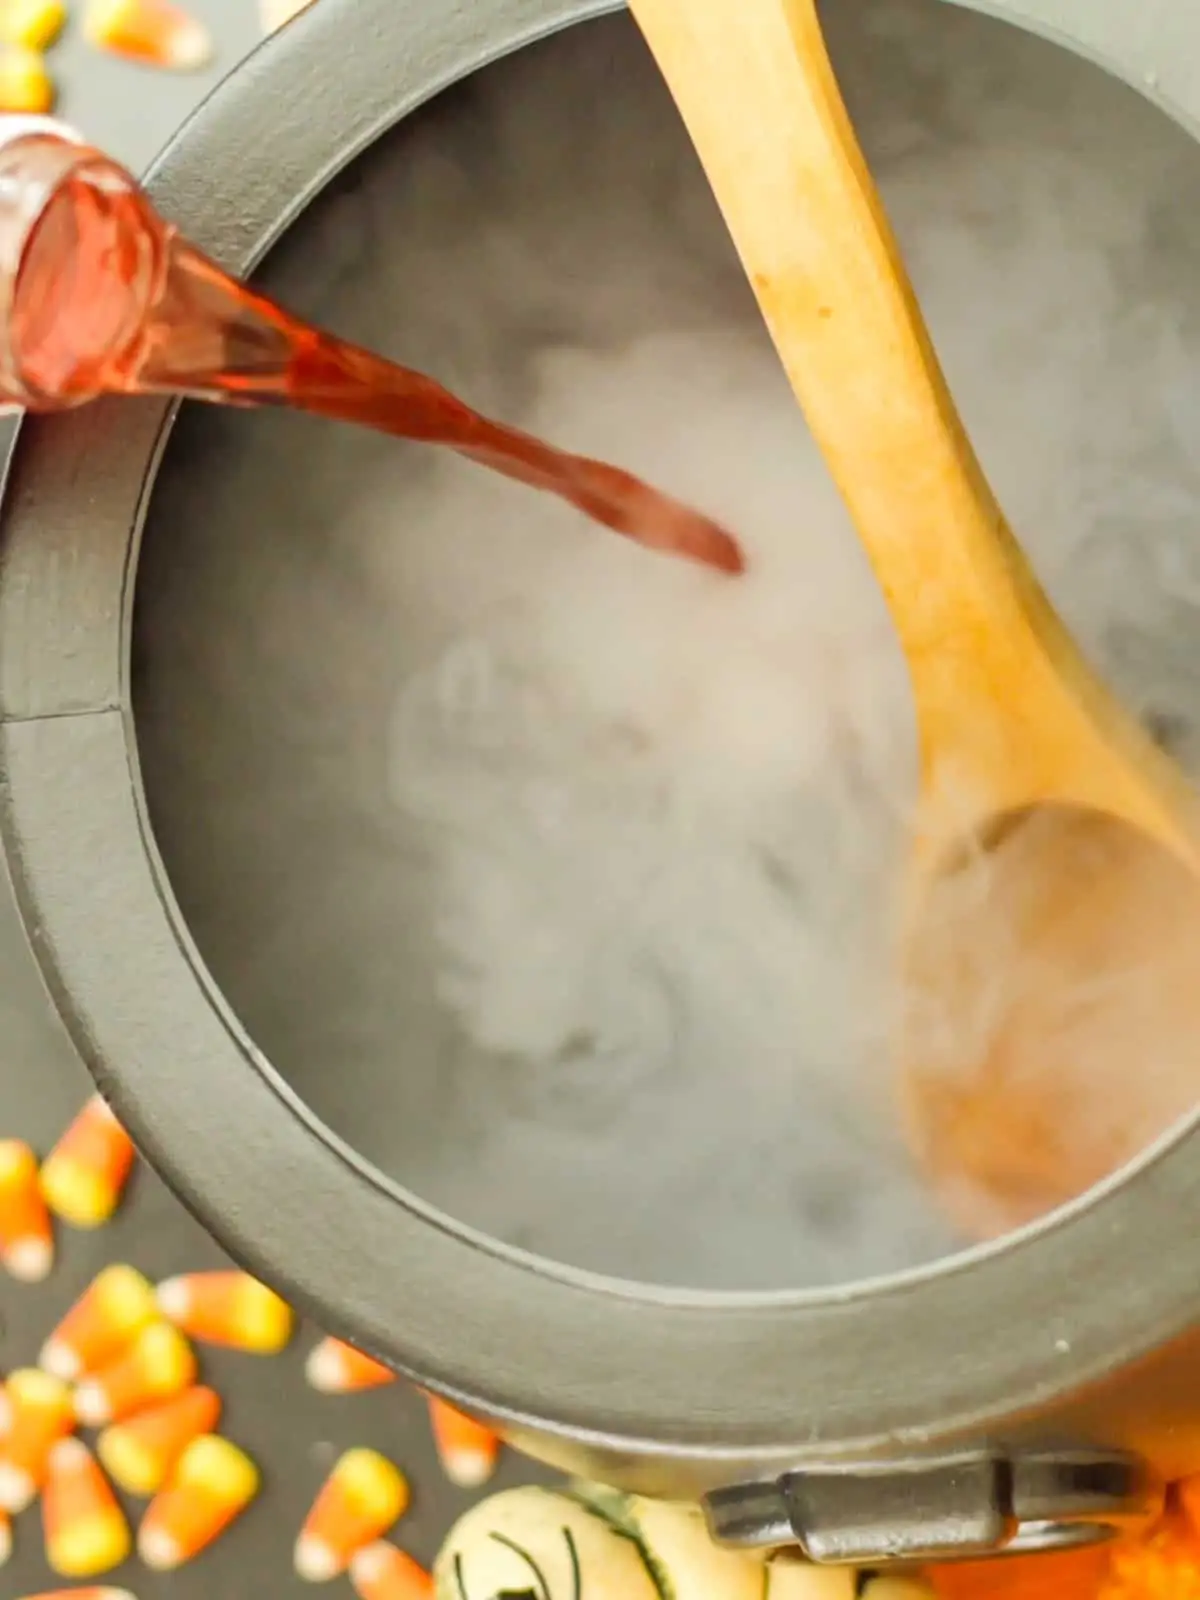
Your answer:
[0,1107,544,1598]
[1,8,546,1598]
[52,0,262,175]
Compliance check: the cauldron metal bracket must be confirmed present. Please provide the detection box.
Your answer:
[704,1448,1158,1563]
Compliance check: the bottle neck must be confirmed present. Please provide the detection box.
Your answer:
[0,124,296,410]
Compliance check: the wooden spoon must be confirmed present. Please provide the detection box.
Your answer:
[629,0,1200,1236]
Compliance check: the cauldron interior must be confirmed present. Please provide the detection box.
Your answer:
[131,0,1200,1294]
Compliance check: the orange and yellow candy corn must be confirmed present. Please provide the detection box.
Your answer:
[83,0,211,68]
[0,42,52,111]
[137,1434,258,1570]
[15,1590,140,1600]
[425,1395,500,1488]
[0,1368,74,1512]
[306,1337,395,1394]
[156,1270,294,1353]
[42,1437,131,1578]
[40,1097,135,1229]
[351,1541,434,1600]
[40,1264,157,1381]
[295,1449,410,1581]
[74,1320,196,1427]
[97,1385,221,1497]
[0,0,68,49]
[0,1139,53,1281]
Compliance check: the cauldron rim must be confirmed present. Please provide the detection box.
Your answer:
[3,0,1200,1491]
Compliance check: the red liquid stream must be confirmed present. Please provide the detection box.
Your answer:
[7,146,744,577]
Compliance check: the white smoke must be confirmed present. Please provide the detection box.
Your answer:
[134,0,1200,1288]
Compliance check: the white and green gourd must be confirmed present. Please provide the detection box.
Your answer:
[434,1483,937,1600]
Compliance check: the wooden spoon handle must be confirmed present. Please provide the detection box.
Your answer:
[629,0,1031,654]
[630,0,1200,855]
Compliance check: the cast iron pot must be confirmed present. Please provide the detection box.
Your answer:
[4,0,1200,1568]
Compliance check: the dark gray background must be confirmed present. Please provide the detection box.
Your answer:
[1,6,543,1596]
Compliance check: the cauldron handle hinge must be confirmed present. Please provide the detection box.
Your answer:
[701,1448,1160,1567]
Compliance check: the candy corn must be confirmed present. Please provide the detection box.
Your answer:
[295,1448,410,1581]
[0,1139,53,1281]
[15,1591,139,1600]
[306,1337,395,1394]
[82,0,211,68]
[0,44,51,113]
[351,1541,434,1600]
[156,1270,294,1353]
[40,1264,157,1380]
[137,1434,258,1570]
[42,1437,131,1578]
[0,1505,10,1566]
[0,0,68,49]
[74,1320,196,1427]
[97,1385,221,1497]
[0,1368,74,1512]
[40,1097,136,1228]
[425,1395,500,1488]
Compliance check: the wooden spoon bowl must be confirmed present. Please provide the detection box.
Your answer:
[900,803,1200,1238]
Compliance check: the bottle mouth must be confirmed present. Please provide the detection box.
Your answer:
[0,137,159,409]
[0,129,96,406]
[0,116,83,153]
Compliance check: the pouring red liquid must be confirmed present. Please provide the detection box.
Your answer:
[0,119,744,577]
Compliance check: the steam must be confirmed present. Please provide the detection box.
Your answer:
[134,0,1200,1289]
